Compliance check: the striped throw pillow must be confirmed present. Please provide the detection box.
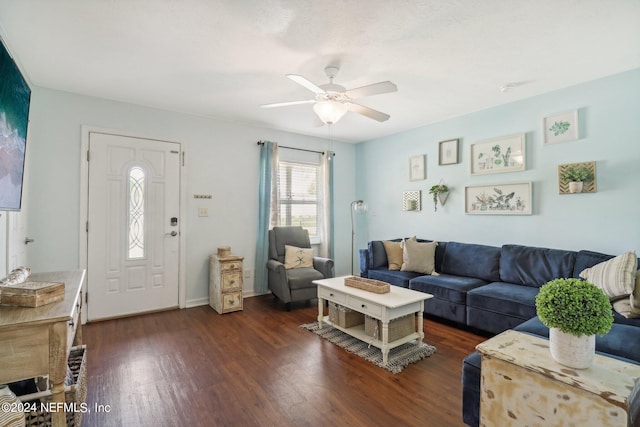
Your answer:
[612,273,640,319]
[579,250,637,299]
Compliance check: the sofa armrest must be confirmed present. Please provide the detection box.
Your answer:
[359,248,370,277]
[266,259,290,303]
[313,257,335,278]
[267,259,285,272]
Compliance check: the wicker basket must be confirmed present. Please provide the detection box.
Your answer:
[19,345,88,427]
[365,315,415,342]
[344,276,390,294]
[328,302,365,328]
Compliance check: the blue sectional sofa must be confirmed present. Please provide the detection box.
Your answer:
[359,238,640,426]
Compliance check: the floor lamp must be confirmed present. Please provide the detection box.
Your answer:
[350,200,368,275]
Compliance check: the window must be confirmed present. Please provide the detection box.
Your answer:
[277,161,319,240]
[127,166,145,259]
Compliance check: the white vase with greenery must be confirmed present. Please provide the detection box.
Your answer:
[535,278,613,369]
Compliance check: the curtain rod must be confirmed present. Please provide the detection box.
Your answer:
[256,141,328,155]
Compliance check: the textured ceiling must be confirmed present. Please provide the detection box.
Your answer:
[0,0,639,143]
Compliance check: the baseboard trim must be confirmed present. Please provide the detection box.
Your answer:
[186,297,209,308]
[186,290,271,308]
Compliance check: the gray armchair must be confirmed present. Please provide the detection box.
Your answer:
[267,226,334,310]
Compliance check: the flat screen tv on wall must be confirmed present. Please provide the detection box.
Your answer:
[0,37,30,211]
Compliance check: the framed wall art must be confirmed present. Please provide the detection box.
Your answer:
[470,133,526,175]
[438,139,459,165]
[409,154,426,181]
[544,109,579,145]
[403,190,422,211]
[465,182,532,215]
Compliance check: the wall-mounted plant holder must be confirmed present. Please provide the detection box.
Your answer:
[403,190,421,211]
[558,161,596,194]
[428,179,450,212]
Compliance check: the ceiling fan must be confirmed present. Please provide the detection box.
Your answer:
[261,66,397,125]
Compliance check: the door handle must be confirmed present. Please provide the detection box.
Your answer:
[165,231,178,237]
[25,238,35,245]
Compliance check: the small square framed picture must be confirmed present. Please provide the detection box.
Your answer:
[409,155,426,181]
[439,139,459,165]
[543,109,579,145]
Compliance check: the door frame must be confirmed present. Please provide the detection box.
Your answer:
[79,125,187,323]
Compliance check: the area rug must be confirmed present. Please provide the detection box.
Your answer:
[300,322,437,374]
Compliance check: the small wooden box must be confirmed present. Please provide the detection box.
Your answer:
[1,281,65,307]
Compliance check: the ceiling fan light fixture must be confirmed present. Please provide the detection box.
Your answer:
[313,100,348,124]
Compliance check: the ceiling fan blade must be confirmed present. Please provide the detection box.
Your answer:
[260,99,316,108]
[286,74,326,94]
[346,81,397,99]
[348,103,391,122]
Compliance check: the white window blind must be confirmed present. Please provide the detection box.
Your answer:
[277,161,319,239]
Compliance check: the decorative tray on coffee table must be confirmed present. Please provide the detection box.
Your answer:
[344,276,390,294]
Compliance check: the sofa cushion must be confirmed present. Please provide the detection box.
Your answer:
[409,274,488,305]
[367,269,422,288]
[440,241,501,282]
[401,239,437,274]
[466,282,539,319]
[382,240,403,270]
[573,250,615,278]
[285,267,324,289]
[579,250,637,299]
[499,244,576,287]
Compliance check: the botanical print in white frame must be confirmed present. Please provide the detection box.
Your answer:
[439,139,459,165]
[470,133,526,175]
[544,109,579,145]
[409,154,426,181]
[465,182,532,215]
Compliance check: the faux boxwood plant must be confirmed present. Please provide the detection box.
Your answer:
[535,278,613,337]
[559,165,594,183]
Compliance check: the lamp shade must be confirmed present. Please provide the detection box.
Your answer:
[313,100,348,124]
[352,200,367,214]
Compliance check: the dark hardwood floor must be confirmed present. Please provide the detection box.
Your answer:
[82,295,486,427]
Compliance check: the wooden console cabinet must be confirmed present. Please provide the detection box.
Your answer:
[209,254,244,314]
[477,330,640,427]
[0,270,85,427]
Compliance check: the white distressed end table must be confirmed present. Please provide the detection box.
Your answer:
[314,276,432,365]
[476,329,640,427]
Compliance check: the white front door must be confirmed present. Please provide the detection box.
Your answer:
[87,132,181,320]
[7,211,27,271]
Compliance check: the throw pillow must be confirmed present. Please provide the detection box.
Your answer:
[579,250,637,300]
[401,239,438,274]
[284,245,313,269]
[382,241,403,270]
[631,272,640,310]
[615,273,640,319]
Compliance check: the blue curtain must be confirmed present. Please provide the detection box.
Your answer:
[254,141,276,294]
[329,152,334,259]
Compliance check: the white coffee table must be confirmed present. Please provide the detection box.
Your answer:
[314,276,432,365]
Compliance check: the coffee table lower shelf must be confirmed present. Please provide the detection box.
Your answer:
[319,315,422,364]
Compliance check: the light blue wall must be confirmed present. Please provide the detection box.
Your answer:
[355,69,640,263]
[25,88,356,304]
